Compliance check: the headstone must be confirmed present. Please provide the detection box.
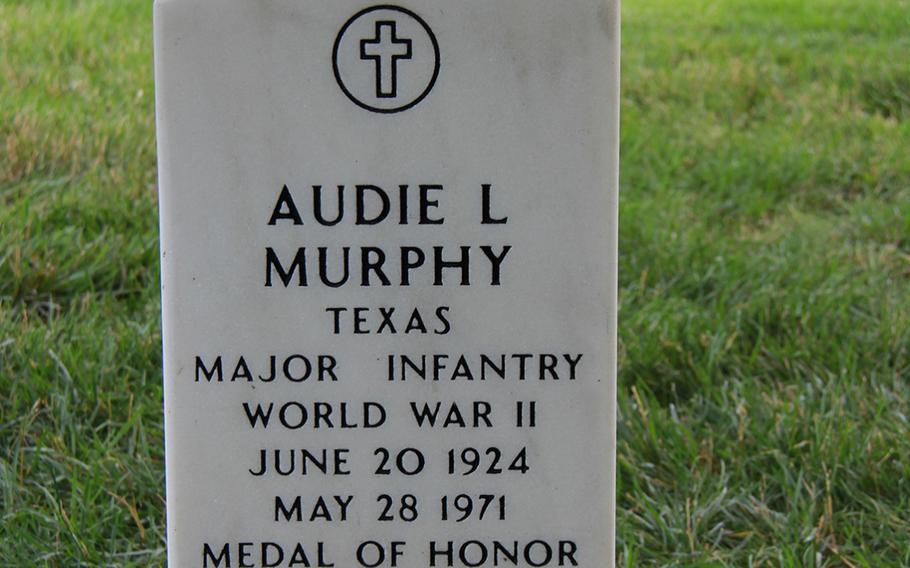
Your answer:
[154,1,619,567]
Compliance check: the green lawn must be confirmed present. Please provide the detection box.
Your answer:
[1,0,908,566]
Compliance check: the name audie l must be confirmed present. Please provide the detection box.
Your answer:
[264,182,512,288]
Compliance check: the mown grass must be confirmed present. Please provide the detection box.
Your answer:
[1,0,908,566]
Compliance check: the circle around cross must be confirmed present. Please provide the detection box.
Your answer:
[333,5,441,114]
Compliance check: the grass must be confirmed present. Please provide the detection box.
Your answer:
[0,0,908,566]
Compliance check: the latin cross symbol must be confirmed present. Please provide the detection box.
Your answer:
[360,20,413,99]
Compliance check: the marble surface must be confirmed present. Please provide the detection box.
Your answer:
[155,1,619,566]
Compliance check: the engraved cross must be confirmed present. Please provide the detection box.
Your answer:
[360,21,413,98]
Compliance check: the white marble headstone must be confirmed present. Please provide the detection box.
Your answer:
[155,1,619,566]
